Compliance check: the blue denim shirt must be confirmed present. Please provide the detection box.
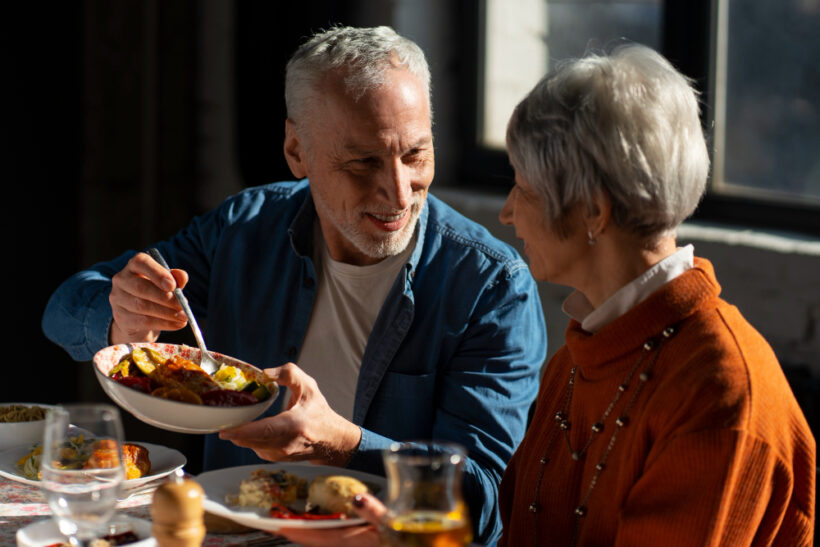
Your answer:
[42,180,547,544]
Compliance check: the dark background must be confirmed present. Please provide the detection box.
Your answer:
[3,0,371,474]
[4,2,818,481]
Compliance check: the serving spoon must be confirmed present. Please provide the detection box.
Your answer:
[147,248,221,376]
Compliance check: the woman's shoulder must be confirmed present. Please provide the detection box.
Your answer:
[650,306,808,448]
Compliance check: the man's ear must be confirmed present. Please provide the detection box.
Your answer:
[284,119,308,179]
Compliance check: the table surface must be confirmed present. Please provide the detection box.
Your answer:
[0,475,291,546]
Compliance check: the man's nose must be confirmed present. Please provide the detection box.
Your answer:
[382,159,412,209]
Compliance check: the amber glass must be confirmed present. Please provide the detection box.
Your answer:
[380,441,472,547]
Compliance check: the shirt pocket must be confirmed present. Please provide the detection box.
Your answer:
[365,370,436,440]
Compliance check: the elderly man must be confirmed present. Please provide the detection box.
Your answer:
[42,26,546,543]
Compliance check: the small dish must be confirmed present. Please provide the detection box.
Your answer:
[16,515,156,546]
[93,343,277,434]
[0,403,53,452]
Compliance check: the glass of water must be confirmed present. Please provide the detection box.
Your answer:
[40,404,125,545]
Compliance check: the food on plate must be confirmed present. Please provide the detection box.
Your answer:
[47,528,141,546]
[0,404,48,422]
[228,468,375,520]
[108,347,273,407]
[16,435,151,481]
[307,475,370,516]
[231,468,308,508]
[121,442,152,480]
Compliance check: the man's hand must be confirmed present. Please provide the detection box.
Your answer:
[109,252,189,344]
[218,363,363,467]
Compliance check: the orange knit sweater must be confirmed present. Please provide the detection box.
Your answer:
[499,258,815,546]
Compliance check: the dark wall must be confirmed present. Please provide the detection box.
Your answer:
[4,4,83,405]
[235,1,358,184]
[2,0,381,473]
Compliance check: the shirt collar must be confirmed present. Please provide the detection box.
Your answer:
[562,244,695,333]
[287,181,317,258]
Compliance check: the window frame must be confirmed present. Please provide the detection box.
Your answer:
[457,0,820,236]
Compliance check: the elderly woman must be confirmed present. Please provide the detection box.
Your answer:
[497,43,815,546]
[275,44,815,547]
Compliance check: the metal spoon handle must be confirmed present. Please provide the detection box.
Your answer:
[146,247,210,354]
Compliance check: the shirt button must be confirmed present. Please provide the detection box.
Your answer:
[304,277,315,288]
[287,346,297,359]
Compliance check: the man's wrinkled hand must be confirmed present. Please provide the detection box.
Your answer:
[218,363,363,467]
[109,251,189,345]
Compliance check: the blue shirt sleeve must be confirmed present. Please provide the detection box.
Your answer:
[41,251,136,361]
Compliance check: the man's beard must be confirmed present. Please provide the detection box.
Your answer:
[313,191,424,260]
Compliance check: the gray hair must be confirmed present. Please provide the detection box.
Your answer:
[506,43,710,241]
[285,25,432,127]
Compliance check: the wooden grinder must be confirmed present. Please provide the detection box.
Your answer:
[151,469,206,546]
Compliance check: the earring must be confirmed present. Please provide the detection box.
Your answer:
[587,231,597,246]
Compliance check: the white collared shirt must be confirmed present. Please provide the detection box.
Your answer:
[562,245,695,333]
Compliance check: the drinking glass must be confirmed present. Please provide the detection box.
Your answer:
[40,404,126,546]
[381,441,473,547]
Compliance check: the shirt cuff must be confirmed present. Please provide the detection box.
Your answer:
[84,286,115,359]
[347,427,393,476]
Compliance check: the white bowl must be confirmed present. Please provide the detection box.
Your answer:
[0,403,53,451]
[93,343,277,434]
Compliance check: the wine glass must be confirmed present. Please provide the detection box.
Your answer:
[40,403,126,546]
[381,441,473,547]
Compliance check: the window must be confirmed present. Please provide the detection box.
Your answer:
[712,0,820,205]
[481,0,663,150]
[467,0,820,234]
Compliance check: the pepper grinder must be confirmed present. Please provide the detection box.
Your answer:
[151,469,206,546]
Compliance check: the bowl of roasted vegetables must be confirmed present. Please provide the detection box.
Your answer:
[93,343,278,434]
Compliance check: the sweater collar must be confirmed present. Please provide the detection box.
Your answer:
[565,257,722,376]
[563,245,694,333]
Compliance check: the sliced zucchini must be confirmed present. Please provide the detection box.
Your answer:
[131,348,158,376]
[242,380,271,401]
[110,359,131,377]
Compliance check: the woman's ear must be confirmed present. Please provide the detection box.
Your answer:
[585,191,612,240]
[283,119,308,179]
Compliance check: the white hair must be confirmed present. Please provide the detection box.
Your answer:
[285,25,432,128]
[506,43,710,240]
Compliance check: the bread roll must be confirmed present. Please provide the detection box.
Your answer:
[307,475,369,516]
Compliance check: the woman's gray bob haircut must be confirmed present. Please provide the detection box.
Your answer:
[285,26,431,125]
[506,43,710,241]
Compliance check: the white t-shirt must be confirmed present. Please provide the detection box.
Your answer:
[295,226,415,419]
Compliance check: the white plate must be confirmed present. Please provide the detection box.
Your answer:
[198,463,386,531]
[0,442,186,489]
[16,515,156,546]
[93,343,278,434]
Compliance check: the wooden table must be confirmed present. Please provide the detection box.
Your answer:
[0,475,291,546]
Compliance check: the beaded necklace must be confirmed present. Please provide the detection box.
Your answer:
[528,325,677,546]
